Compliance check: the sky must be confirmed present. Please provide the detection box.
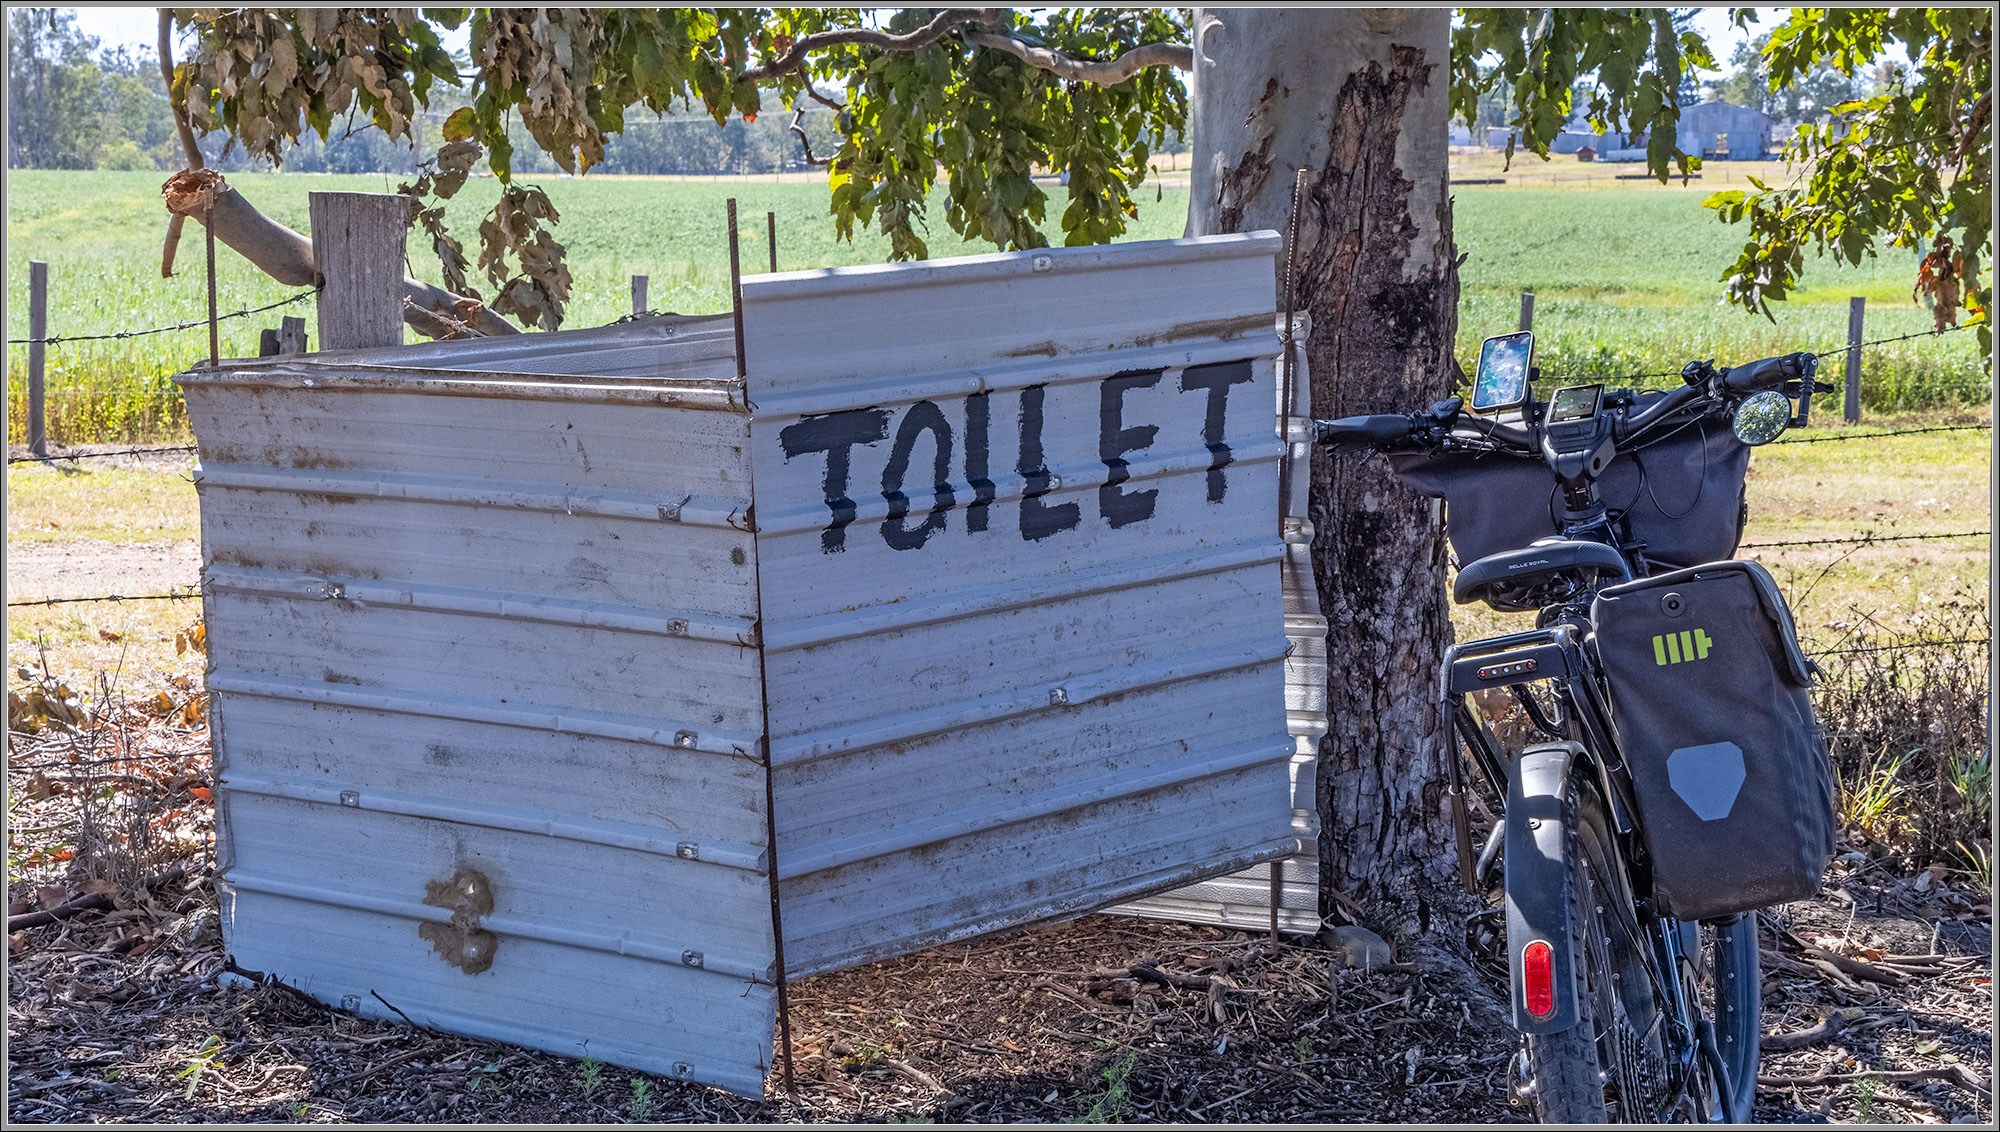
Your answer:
[70,5,1769,75]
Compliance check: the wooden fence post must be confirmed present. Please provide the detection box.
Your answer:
[278,315,307,354]
[308,192,410,351]
[767,211,779,273]
[1845,296,1865,424]
[27,259,48,457]
[1518,291,1534,333]
[632,274,649,316]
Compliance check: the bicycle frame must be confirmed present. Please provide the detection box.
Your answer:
[1442,610,1729,1118]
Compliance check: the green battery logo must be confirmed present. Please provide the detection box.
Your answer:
[1653,629,1714,665]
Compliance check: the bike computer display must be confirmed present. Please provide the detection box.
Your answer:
[1545,383,1603,424]
[1471,332,1532,415]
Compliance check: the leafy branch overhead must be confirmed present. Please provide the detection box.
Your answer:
[171,6,1193,329]
[171,6,1987,346]
[1701,8,1990,342]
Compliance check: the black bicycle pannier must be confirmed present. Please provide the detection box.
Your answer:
[1591,560,1835,921]
[1390,402,1749,574]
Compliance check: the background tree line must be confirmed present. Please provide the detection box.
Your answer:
[9,7,1173,177]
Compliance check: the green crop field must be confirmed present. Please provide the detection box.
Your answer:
[5,168,1990,444]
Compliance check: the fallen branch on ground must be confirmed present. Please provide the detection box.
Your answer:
[6,866,187,932]
[1756,1064,1989,1095]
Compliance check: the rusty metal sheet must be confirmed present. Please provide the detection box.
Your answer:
[740,234,1302,975]
[181,342,780,1098]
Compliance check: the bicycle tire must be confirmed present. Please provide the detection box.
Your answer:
[1526,773,1655,1123]
[1688,912,1761,1120]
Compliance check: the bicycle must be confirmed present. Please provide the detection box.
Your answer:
[1314,332,1838,1123]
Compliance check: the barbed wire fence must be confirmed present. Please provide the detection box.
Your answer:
[5,273,1991,670]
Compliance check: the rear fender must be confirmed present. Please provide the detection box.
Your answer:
[1506,742,1586,1033]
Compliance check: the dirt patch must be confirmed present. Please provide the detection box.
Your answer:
[6,701,1991,1125]
[4,539,201,602]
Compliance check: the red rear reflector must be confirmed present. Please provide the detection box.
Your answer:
[1522,939,1556,1016]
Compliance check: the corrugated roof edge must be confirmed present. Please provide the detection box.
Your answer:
[740,231,1286,301]
[175,312,736,373]
[174,364,748,411]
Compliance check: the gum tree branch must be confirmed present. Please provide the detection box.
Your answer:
[963,33,1194,82]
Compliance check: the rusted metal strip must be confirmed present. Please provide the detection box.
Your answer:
[728,198,748,382]
[1278,167,1306,537]
[735,200,796,1095]
[206,203,220,366]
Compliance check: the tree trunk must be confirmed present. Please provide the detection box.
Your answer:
[1186,8,1461,935]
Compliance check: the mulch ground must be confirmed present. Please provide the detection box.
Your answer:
[6,694,1992,1124]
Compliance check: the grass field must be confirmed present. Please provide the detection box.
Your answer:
[5,168,1990,443]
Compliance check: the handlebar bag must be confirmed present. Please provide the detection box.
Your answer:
[1389,406,1749,575]
[1590,560,1835,921]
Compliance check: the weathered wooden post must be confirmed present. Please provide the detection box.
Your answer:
[1518,290,1534,333]
[1845,296,1865,424]
[767,211,778,273]
[278,315,307,354]
[632,274,649,316]
[27,259,48,457]
[308,192,410,351]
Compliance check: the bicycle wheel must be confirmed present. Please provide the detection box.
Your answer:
[1679,913,1761,1121]
[1526,774,1663,1123]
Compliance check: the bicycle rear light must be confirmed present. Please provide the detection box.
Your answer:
[1521,939,1556,1017]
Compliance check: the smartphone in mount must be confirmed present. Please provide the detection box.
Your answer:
[1471,331,1533,416]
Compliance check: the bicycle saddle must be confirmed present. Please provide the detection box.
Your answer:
[1454,538,1633,612]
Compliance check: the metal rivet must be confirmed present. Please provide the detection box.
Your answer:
[1048,687,1069,706]
[340,995,361,1012]
[1031,254,1053,273]
[1527,818,1540,829]
[1046,473,1063,491]
[673,731,698,749]
[676,842,699,860]
[666,619,688,636]
[339,790,359,807]
[682,949,704,968]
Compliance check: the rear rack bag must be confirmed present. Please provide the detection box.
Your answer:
[1591,560,1835,921]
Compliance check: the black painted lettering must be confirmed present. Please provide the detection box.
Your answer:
[880,401,956,551]
[779,408,890,553]
[964,390,994,533]
[1179,360,1255,502]
[1098,369,1162,528]
[1017,384,1080,542]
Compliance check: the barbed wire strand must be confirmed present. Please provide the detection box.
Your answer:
[1774,423,1991,444]
[6,288,317,347]
[1812,636,1989,658]
[6,750,213,772]
[1742,529,1990,549]
[1591,319,1981,385]
[9,445,199,466]
[7,591,202,609]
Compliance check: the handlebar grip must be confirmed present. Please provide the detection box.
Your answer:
[1315,413,1418,450]
[1721,352,1808,394]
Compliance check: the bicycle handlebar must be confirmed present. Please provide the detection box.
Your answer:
[1313,351,1820,458]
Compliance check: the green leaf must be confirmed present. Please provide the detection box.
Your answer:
[442,107,479,142]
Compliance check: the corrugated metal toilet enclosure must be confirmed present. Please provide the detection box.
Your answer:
[178,233,1328,1098]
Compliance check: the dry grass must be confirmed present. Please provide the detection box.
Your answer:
[6,457,201,545]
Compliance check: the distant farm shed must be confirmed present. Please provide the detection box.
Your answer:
[1678,100,1772,160]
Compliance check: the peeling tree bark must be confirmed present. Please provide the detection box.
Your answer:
[1186,8,1460,935]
